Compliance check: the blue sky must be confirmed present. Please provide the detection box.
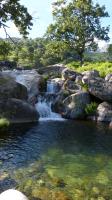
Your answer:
[1,0,112,44]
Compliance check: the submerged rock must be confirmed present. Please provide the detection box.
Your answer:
[0,189,28,200]
[63,91,90,119]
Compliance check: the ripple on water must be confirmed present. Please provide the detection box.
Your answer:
[0,120,112,199]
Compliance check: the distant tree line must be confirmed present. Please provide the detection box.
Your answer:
[0,0,112,68]
[0,37,112,69]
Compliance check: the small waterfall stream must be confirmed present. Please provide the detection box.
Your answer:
[35,80,62,121]
[2,70,63,121]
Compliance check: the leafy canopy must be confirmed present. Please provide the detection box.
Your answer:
[46,0,110,65]
[0,0,33,36]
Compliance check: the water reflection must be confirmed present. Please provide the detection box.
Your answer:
[0,120,112,199]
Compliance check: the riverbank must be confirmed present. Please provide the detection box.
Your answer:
[0,63,111,127]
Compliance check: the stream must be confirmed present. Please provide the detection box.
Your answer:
[0,70,112,199]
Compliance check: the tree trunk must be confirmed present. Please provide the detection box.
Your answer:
[79,52,84,66]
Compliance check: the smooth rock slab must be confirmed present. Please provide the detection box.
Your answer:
[0,189,28,200]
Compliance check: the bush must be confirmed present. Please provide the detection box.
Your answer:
[67,61,112,77]
[85,102,98,115]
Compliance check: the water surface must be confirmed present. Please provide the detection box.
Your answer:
[0,120,112,200]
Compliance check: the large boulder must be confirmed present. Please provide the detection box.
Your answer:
[62,91,90,119]
[82,70,100,78]
[13,70,43,98]
[0,74,27,100]
[37,64,66,78]
[82,77,112,103]
[0,98,39,123]
[97,102,112,122]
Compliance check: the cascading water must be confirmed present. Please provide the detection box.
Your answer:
[35,80,63,121]
[2,70,63,121]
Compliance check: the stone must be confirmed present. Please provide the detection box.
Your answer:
[0,98,39,123]
[75,75,83,84]
[14,70,43,98]
[97,102,112,122]
[63,91,90,119]
[62,68,79,80]
[47,78,64,93]
[62,80,81,94]
[83,77,112,103]
[0,74,27,100]
[105,73,112,83]
[0,61,17,70]
[109,121,112,129]
[82,70,100,78]
[0,189,28,200]
[37,64,66,78]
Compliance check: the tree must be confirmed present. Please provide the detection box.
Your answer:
[46,0,109,65]
[0,40,12,60]
[0,0,33,36]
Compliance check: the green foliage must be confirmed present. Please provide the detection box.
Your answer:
[67,61,112,77]
[67,61,80,69]
[80,82,89,92]
[0,118,10,128]
[0,0,32,36]
[0,40,12,60]
[85,102,98,115]
[46,0,109,65]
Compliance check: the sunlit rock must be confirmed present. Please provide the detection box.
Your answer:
[0,189,28,200]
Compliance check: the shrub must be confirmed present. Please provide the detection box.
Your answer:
[85,102,98,115]
[80,82,88,92]
[67,61,112,77]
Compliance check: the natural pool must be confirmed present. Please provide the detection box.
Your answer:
[0,120,112,200]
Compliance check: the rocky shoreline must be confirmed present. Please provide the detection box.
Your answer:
[38,64,112,126]
[0,64,112,127]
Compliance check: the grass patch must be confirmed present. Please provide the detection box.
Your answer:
[85,102,98,116]
[67,61,112,77]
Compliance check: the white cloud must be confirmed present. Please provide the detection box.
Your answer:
[0,22,21,38]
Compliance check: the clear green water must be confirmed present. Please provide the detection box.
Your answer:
[0,120,112,200]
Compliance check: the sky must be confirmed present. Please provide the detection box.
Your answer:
[0,0,112,47]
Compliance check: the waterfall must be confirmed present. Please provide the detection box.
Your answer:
[47,80,59,93]
[2,70,63,121]
[35,80,63,121]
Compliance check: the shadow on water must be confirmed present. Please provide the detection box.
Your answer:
[0,120,112,199]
